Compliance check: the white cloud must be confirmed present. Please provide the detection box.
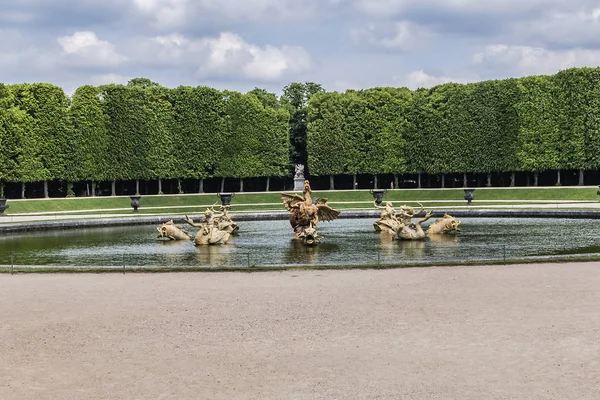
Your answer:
[473,44,600,76]
[90,73,132,85]
[130,0,339,28]
[513,8,600,46]
[353,0,578,17]
[57,31,126,67]
[400,70,461,89]
[200,32,312,81]
[351,21,434,51]
[145,32,313,81]
[132,0,189,28]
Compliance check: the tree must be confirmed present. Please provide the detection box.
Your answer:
[65,85,110,195]
[281,82,324,169]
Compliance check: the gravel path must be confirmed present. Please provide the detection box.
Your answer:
[1,263,599,399]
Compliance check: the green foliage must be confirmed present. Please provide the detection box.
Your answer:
[281,82,324,167]
[171,86,226,179]
[515,75,560,172]
[66,85,110,183]
[3,68,600,193]
[217,91,290,178]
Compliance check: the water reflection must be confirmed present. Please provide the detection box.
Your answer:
[1,217,599,268]
[428,234,461,243]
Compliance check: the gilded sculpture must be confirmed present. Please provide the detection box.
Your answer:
[373,201,459,241]
[157,220,192,241]
[427,214,461,235]
[156,203,238,245]
[281,179,340,245]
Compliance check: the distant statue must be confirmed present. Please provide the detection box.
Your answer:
[294,164,305,179]
[281,179,340,245]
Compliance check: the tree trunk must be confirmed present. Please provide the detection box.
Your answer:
[417,172,422,189]
[265,177,270,192]
[86,182,90,197]
[510,172,515,187]
[579,169,584,186]
[374,175,378,189]
[135,179,140,195]
[220,178,225,192]
[0,181,3,198]
[43,180,49,198]
[463,173,467,187]
[329,175,334,190]
[556,170,561,186]
[111,180,116,196]
[198,178,204,193]
[158,178,162,194]
[486,173,492,187]
[353,174,357,190]
[240,178,244,193]
[534,172,539,186]
[21,182,26,199]
[441,174,445,188]
[91,182,96,197]
[394,174,399,188]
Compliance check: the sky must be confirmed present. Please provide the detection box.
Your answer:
[2,0,600,95]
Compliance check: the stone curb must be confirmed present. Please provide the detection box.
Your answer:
[2,209,600,233]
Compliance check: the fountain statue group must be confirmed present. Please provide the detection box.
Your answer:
[155,178,460,246]
[373,202,460,240]
[157,204,238,245]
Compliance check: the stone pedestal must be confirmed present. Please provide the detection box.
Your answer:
[294,178,304,191]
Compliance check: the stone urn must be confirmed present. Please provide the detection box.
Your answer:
[369,189,387,206]
[0,198,8,215]
[464,189,475,206]
[217,192,234,207]
[130,195,142,212]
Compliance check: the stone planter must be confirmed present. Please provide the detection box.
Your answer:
[0,198,8,215]
[217,192,234,207]
[464,189,475,206]
[369,189,387,206]
[130,195,142,212]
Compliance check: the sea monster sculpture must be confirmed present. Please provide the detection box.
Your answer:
[184,206,231,245]
[281,180,340,245]
[157,220,192,241]
[373,201,431,241]
[427,213,461,235]
[213,205,239,235]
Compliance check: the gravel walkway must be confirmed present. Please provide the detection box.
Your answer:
[1,263,599,399]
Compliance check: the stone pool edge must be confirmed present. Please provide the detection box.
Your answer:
[2,209,600,233]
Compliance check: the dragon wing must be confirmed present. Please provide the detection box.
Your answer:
[281,193,305,211]
[317,203,341,222]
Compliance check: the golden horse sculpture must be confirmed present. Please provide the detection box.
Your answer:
[427,213,461,235]
[373,201,434,240]
[157,220,192,241]
[281,180,340,245]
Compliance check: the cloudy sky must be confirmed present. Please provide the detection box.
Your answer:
[2,0,600,94]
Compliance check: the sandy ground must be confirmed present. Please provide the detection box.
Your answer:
[1,263,599,400]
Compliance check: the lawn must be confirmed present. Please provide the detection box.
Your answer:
[2,187,598,215]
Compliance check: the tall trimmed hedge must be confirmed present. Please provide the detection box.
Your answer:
[3,68,600,196]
